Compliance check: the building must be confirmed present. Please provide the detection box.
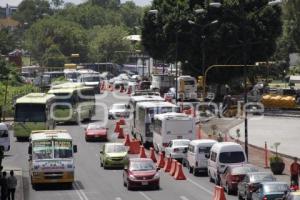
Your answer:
[0,17,20,30]
[0,4,18,18]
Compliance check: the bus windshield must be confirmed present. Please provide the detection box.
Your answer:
[32,141,52,160]
[54,141,73,159]
[15,104,46,122]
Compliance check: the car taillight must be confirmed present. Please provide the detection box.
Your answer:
[230,175,240,182]
[173,148,180,152]
[162,143,168,147]
[262,196,268,200]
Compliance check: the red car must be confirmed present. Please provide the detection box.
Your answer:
[85,123,108,142]
[219,164,258,195]
[123,158,160,190]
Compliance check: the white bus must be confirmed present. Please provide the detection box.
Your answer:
[134,101,179,147]
[153,112,195,153]
[28,130,77,187]
[129,95,164,139]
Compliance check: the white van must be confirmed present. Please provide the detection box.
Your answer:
[186,139,217,176]
[0,123,10,151]
[208,142,247,184]
[152,113,195,153]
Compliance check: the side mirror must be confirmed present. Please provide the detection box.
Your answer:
[100,150,103,154]
[156,168,160,172]
[73,145,78,153]
[28,146,32,154]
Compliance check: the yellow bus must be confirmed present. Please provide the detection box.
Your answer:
[28,130,77,187]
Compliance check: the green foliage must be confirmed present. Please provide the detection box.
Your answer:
[142,0,282,81]
[88,25,133,64]
[88,0,120,8]
[13,0,53,24]
[42,44,67,68]
[270,155,284,164]
[25,17,88,65]
[0,29,17,55]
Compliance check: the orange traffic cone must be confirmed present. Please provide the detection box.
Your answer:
[169,159,178,176]
[129,140,140,154]
[213,186,226,200]
[119,117,126,126]
[124,134,131,146]
[139,146,147,158]
[174,162,186,180]
[114,121,121,134]
[118,127,125,139]
[156,153,165,168]
[163,157,172,172]
[149,147,157,163]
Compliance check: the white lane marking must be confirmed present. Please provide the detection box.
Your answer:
[180,196,190,200]
[73,182,89,200]
[187,178,213,195]
[115,197,122,200]
[139,192,152,200]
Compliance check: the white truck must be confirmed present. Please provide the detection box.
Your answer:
[152,112,195,153]
[151,74,176,94]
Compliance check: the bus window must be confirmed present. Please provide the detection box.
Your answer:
[32,141,52,160]
[54,141,73,159]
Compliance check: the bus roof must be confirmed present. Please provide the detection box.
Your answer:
[154,112,192,120]
[48,82,93,94]
[30,130,72,141]
[136,101,177,108]
[16,93,55,104]
[130,95,164,103]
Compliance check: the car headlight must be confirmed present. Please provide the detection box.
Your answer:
[129,174,136,180]
[153,172,160,179]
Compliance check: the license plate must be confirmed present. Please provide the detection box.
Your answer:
[141,181,148,185]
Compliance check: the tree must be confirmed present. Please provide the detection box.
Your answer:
[42,44,67,68]
[51,0,64,8]
[0,29,16,55]
[88,25,132,64]
[25,17,88,65]
[13,0,53,24]
[88,0,120,8]
[120,2,144,32]
[142,0,282,81]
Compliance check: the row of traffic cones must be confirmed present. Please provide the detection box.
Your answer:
[156,153,186,180]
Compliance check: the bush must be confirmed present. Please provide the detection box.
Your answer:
[0,83,39,117]
[270,155,284,163]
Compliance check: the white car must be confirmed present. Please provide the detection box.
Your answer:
[164,139,190,161]
[108,103,130,119]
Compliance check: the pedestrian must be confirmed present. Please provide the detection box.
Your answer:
[0,171,8,200]
[7,170,17,200]
[290,157,300,187]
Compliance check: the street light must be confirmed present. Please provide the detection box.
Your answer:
[268,0,283,6]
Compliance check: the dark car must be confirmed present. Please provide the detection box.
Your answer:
[238,172,276,200]
[123,158,160,190]
[85,123,108,142]
[251,182,289,200]
[219,164,258,195]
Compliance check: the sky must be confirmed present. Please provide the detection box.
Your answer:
[0,0,151,7]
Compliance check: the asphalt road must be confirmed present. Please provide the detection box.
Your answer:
[4,92,237,200]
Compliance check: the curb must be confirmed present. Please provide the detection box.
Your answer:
[3,167,23,200]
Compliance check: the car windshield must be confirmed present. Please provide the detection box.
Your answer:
[199,146,212,153]
[219,151,245,163]
[112,104,125,110]
[173,140,190,146]
[231,166,258,175]
[54,141,73,159]
[251,174,275,183]
[263,184,288,193]
[88,124,103,130]
[106,145,126,153]
[130,161,155,171]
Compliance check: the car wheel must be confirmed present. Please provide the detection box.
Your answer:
[100,160,103,167]
[226,183,232,195]
[238,191,243,200]
[188,165,193,174]
[127,182,131,190]
[155,184,160,190]
[215,175,220,186]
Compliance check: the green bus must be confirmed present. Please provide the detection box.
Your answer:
[13,93,56,140]
[48,82,95,123]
